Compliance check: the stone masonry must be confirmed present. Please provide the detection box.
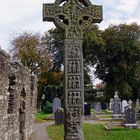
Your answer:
[0,48,37,140]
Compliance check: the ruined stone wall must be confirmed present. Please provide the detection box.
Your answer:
[0,49,10,140]
[0,48,37,140]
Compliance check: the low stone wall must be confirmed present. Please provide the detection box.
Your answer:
[0,48,37,140]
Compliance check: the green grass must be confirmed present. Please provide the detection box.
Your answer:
[35,112,52,123]
[91,109,112,115]
[47,124,64,140]
[102,110,112,115]
[47,123,140,140]
[100,115,112,119]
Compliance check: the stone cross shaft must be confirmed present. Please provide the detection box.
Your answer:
[43,0,102,139]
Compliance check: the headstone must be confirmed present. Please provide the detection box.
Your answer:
[124,100,137,128]
[136,99,140,111]
[54,108,64,124]
[101,102,107,110]
[43,0,103,139]
[109,98,113,110]
[106,103,109,110]
[53,97,61,114]
[84,103,91,116]
[122,100,128,112]
[95,102,102,113]
[112,91,121,114]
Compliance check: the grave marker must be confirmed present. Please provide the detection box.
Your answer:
[43,0,103,139]
[136,99,140,111]
[109,98,113,110]
[95,102,102,113]
[53,97,61,115]
[113,91,121,114]
[84,103,91,116]
[124,100,137,128]
[55,108,64,124]
[122,100,128,113]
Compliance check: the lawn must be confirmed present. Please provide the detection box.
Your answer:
[35,112,52,123]
[91,109,112,115]
[47,123,140,140]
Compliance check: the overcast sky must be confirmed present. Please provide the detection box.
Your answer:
[0,0,140,52]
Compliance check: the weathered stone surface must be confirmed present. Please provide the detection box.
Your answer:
[125,108,136,124]
[53,97,61,115]
[0,49,10,140]
[112,92,121,114]
[95,102,102,114]
[122,100,128,112]
[54,108,64,124]
[124,100,137,128]
[136,99,140,111]
[43,0,103,139]
[84,103,91,116]
[0,48,37,140]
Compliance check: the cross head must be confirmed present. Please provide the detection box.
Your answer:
[43,0,103,38]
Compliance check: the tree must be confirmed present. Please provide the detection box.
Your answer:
[43,26,102,85]
[10,31,64,108]
[42,29,65,71]
[10,32,51,74]
[83,24,105,67]
[96,23,140,100]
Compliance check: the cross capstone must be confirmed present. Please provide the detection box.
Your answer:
[43,0,102,38]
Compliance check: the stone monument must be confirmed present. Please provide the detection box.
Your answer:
[53,97,61,114]
[95,102,102,113]
[43,0,103,139]
[109,98,113,111]
[122,100,128,113]
[136,99,140,112]
[112,91,121,119]
[124,100,137,128]
[55,108,64,124]
[84,102,91,116]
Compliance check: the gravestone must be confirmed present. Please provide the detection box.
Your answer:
[53,97,61,114]
[109,98,113,110]
[101,102,107,110]
[124,100,137,128]
[136,99,140,111]
[84,103,91,116]
[122,100,128,113]
[95,102,102,113]
[112,91,122,119]
[43,0,103,139]
[112,91,121,114]
[55,108,64,124]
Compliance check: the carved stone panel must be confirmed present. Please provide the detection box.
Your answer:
[67,107,81,121]
[68,45,81,59]
[68,91,81,105]
[43,0,103,139]
[68,75,81,89]
[68,61,80,74]
[43,0,103,38]
[64,38,84,140]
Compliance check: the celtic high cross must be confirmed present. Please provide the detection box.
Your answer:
[43,0,102,139]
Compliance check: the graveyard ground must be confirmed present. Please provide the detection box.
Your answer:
[35,112,52,123]
[47,123,140,140]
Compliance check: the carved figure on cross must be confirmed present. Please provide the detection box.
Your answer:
[43,0,103,38]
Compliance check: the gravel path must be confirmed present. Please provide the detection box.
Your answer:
[29,120,107,140]
[30,121,54,140]
[30,119,134,140]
